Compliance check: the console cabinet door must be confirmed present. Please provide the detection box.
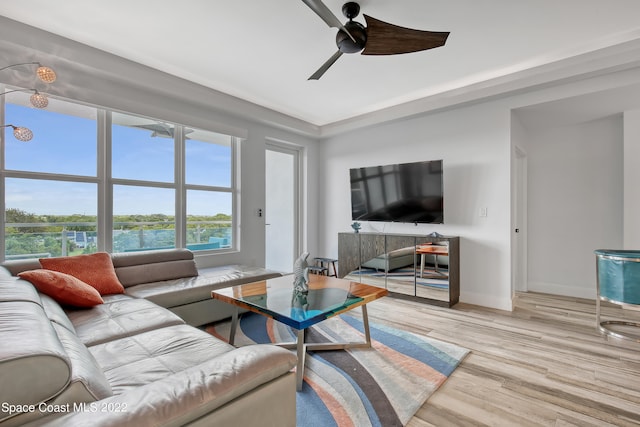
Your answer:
[385,234,417,296]
[415,236,450,303]
[358,233,386,289]
[338,233,360,278]
[338,233,460,307]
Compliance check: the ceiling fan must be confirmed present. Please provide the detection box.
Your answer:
[302,0,450,80]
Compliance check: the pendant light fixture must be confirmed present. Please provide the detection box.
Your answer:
[1,61,59,142]
[0,62,57,83]
[1,124,34,142]
[0,88,49,108]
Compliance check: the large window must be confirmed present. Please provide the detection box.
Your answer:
[4,94,97,176]
[185,129,233,251]
[5,178,98,259]
[112,185,176,252]
[112,113,174,182]
[1,88,238,259]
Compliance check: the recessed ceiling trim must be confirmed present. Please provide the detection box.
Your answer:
[319,37,640,137]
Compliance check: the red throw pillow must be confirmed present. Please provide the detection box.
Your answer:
[19,269,104,308]
[39,252,125,295]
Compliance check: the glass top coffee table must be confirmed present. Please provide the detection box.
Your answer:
[211,273,388,390]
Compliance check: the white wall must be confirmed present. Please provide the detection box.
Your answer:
[624,110,640,248]
[519,116,624,298]
[319,70,640,310]
[319,103,514,311]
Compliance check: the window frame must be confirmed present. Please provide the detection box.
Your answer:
[1,89,239,260]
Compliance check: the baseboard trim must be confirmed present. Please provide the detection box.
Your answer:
[460,291,513,312]
[527,281,596,300]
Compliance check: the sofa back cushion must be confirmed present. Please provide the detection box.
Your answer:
[111,248,198,287]
[0,277,78,333]
[50,323,113,401]
[40,252,125,295]
[2,249,199,289]
[39,293,77,334]
[0,276,42,305]
[0,259,41,277]
[0,299,113,426]
[0,300,71,423]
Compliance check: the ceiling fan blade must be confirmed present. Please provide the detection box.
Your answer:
[301,0,356,42]
[362,14,449,55]
[308,51,344,80]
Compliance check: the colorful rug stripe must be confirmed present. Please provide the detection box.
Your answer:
[205,312,468,427]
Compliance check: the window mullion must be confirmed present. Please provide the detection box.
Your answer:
[175,125,186,249]
[0,84,5,260]
[232,137,239,251]
[98,110,112,252]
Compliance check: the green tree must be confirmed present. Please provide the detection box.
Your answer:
[5,208,43,233]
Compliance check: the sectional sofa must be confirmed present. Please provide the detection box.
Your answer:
[0,249,297,426]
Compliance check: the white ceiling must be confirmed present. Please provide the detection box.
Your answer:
[2,0,640,128]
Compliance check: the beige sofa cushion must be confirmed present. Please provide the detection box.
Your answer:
[0,310,113,427]
[88,325,234,395]
[39,293,77,333]
[111,248,194,267]
[65,296,185,346]
[30,346,297,427]
[51,323,113,401]
[0,300,71,423]
[125,265,281,308]
[1,259,41,277]
[0,276,42,304]
[111,248,198,287]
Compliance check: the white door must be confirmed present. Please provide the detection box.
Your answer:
[265,144,300,273]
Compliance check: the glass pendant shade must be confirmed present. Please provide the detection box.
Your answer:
[1,62,57,83]
[13,126,34,141]
[1,89,50,108]
[29,91,49,108]
[36,65,57,83]
[2,124,33,142]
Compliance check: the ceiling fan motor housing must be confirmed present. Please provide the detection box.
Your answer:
[336,20,367,53]
[342,2,360,19]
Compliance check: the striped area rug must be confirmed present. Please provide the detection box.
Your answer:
[205,312,469,427]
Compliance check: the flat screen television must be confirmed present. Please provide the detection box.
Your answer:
[350,159,443,224]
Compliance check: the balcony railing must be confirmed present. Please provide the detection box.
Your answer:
[4,220,232,260]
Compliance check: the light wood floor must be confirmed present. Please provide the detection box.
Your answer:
[358,292,640,426]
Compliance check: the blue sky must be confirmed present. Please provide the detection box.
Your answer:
[5,102,232,216]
